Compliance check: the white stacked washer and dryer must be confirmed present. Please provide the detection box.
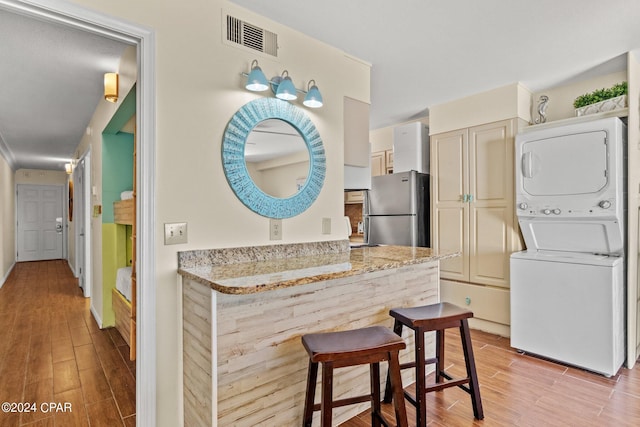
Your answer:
[510,116,626,377]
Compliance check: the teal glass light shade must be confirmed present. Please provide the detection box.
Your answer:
[275,72,297,100]
[245,62,269,92]
[303,82,323,108]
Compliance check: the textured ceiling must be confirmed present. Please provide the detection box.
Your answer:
[2,1,640,171]
[0,8,129,171]
[230,0,640,129]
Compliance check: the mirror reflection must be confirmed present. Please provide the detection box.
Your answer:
[245,119,310,198]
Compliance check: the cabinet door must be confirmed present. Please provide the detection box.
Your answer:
[344,190,364,204]
[371,151,385,176]
[468,119,514,287]
[385,150,394,174]
[431,129,469,280]
[344,97,370,167]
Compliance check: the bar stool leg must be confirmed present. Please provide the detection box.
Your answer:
[460,319,484,420]
[388,351,409,427]
[435,329,445,384]
[415,327,427,427]
[383,320,404,403]
[369,362,382,427]
[303,360,318,427]
[320,362,334,427]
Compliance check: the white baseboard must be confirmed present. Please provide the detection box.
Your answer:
[67,258,77,277]
[468,317,511,338]
[90,305,103,329]
[0,262,16,289]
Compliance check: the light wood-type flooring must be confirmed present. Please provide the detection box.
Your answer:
[341,325,640,426]
[0,260,135,427]
[5,261,640,426]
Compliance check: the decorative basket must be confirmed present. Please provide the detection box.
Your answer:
[575,95,627,117]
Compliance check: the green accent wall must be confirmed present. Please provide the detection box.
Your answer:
[102,132,134,223]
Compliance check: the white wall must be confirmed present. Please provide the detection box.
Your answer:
[532,71,627,123]
[14,168,68,185]
[0,155,15,287]
[626,51,640,364]
[429,83,532,135]
[65,1,370,426]
[248,151,310,198]
[370,117,428,153]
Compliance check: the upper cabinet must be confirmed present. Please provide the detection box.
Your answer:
[344,97,370,167]
[371,150,386,176]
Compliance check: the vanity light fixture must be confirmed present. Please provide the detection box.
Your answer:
[241,60,324,108]
[245,60,269,92]
[104,72,119,103]
[274,70,297,101]
[303,80,323,108]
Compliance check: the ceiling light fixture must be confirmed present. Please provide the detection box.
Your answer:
[65,163,72,174]
[104,72,119,103]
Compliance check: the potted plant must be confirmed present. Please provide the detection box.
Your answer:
[573,82,628,116]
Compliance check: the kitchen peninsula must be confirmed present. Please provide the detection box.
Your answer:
[177,240,458,426]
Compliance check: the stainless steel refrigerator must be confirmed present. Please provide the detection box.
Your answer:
[363,170,429,247]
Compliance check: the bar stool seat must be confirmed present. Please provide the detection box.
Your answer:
[302,325,408,427]
[384,302,484,427]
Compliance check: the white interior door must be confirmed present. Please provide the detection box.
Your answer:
[74,158,90,297]
[17,184,63,262]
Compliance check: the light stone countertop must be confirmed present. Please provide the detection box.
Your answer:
[178,245,459,295]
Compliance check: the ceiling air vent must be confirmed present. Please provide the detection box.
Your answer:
[226,15,278,57]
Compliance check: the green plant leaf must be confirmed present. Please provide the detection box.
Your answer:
[573,82,627,108]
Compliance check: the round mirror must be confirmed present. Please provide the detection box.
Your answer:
[222,98,326,218]
[244,119,310,198]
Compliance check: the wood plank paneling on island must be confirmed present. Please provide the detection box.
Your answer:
[181,261,440,426]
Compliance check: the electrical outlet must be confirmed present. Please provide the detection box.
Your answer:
[322,217,331,234]
[270,219,282,240]
[164,222,188,245]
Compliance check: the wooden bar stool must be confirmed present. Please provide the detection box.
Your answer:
[383,302,483,427]
[301,325,408,427]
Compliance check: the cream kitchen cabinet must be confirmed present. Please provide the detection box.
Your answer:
[371,151,385,176]
[344,190,364,204]
[371,149,393,176]
[385,150,394,174]
[344,97,370,167]
[431,119,520,289]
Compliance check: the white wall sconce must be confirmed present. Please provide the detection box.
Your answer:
[104,72,119,103]
[241,60,324,108]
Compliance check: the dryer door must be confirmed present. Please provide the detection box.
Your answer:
[520,130,608,196]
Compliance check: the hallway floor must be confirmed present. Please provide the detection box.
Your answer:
[0,260,135,427]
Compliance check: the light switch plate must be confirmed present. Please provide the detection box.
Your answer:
[164,222,188,245]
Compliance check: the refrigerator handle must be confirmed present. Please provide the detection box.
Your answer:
[363,190,370,244]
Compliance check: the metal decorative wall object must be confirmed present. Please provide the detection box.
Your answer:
[222,98,326,218]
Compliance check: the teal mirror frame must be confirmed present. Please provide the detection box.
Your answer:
[222,98,326,218]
